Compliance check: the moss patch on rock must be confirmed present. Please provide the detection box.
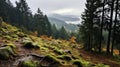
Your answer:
[23,42,40,49]
[22,38,40,49]
[42,55,61,66]
[72,60,83,67]
[19,60,40,67]
[53,48,64,55]
[57,55,72,61]
[0,45,17,60]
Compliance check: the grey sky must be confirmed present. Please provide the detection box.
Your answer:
[11,0,86,16]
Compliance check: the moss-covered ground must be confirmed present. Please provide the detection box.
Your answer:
[0,22,120,67]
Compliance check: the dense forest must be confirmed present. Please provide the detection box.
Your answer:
[79,0,120,55]
[0,0,120,67]
[0,0,73,40]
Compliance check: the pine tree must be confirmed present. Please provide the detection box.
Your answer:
[99,0,106,52]
[44,15,52,36]
[16,0,31,29]
[0,0,8,21]
[59,26,68,40]
[106,0,115,53]
[80,0,102,51]
[51,24,59,39]
[111,0,119,54]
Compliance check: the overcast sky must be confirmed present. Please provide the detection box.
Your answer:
[11,0,86,16]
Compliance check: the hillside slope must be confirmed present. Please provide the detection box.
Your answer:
[0,21,117,67]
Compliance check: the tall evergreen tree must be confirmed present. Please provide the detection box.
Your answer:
[59,26,68,40]
[44,15,52,36]
[99,0,106,52]
[51,24,59,39]
[16,0,31,29]
[80,0,102,51]
[106,0,115,53]
[111,0,119,54]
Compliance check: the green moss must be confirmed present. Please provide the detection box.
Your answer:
[41,47,48,50]
[20,60,39,67]
[17,32,27,38]
[1,28,7,33]
[7,43,16,48]
[0,46,16,60]
[57,55,72,61]
[72,60,83,67]
[53,48,64,55]
[3,35,11,40]
[44,55,61,65]
[94,64,110,67]
[23,41,40,49]
[11,34,18,38]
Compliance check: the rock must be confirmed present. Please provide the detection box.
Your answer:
[18,60,40,67]
[43,55,61,66]
[17,54,61,67]
[0,46,17,60]
[23,42,40,49]
[57,55,72,61]
[64,50,71,54]
[22,38,40,49]
[72,60,83,67]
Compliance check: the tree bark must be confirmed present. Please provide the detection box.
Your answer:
[99,0,106,53]
[111,0,119,55]
[106,0,115,54]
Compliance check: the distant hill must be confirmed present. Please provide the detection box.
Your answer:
[48,14,80,32]
[49,14,80,21]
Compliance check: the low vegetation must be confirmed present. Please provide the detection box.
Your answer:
[0,21,116,67]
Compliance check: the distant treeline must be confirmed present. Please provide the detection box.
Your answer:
[0,0,77,40]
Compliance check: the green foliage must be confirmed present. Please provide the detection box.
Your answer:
[94,64,110,67]
[51,24,59,39]
[23,41,40,49]
[53,48,64,55]
[79,0,102,51]
[3,35,11,40]
[0,0,72,41]
[44,55,61,66]
[7,43,16,48]
[0,46,17,60]
[20,60,39,67]
[59,26,69,40]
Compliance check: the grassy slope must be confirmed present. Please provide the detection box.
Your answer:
[0,22,119,67]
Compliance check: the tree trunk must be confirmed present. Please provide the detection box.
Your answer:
[106,0,115,54]
[111,0,119,55]
[99,0,106,53]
